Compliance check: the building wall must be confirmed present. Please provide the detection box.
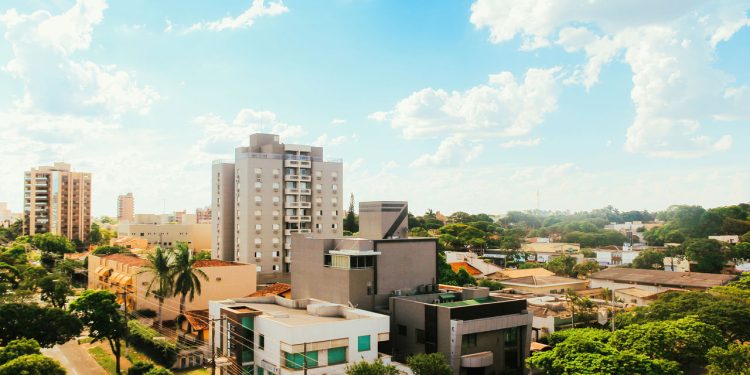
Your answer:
[374,239,437,305]
[389,297,428,358]
[212,162,235,261]
[502,281,588,294]
[23,162,91,241]
[88,254,256,320]
[117,223,211,251]
[117,193,134,223]
[589,279,707,293]
[212,134,343,285]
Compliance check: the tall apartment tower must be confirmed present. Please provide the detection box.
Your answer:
[117,192,134,223]
[212,133,343,284]
[23,162,91,241]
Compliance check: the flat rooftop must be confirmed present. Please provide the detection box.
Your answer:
[589,267,737,288]
[438,297,496,307]
[217,296,386,327]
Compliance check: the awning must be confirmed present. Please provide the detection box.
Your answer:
[95,266,112,277]
[460,351,493,368]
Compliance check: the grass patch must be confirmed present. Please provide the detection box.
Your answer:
[88,346,117,375]
[174,369,210,375]
[79,337,94,344]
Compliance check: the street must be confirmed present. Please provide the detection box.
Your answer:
[42,340,107,375]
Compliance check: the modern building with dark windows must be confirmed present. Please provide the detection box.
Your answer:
[390,286,533,375]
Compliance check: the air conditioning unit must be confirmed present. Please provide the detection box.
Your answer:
[394,290,402,296]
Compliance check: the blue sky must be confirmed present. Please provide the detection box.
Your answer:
[0,0,748,217]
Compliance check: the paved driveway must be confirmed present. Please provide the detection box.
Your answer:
[42,340,107,375]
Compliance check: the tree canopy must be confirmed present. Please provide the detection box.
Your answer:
[0,303,82,347]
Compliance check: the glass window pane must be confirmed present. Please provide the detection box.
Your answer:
[328,347,347,365]
[357,335,371,352]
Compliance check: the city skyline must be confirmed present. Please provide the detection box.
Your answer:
[1,0,749,217]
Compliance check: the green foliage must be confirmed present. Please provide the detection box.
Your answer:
[145,367,174,375]
[135,309,158,318]
[454,268,476,286]
[171,243,208,318]
[410,227,429,237]
[345,359,400,375]
[406,353,452,375]
[126,320,177,366]
[632,249,666,270]
[127,360,155,375]
[0,303,82,347]
[572,260,601,277]
[0,244,27,266]
[0,263,20,290]
[741,231,750,243]
[706,343,750,375]
[344,193,359,233]
[611,317,725,367]
[580,248,596,258]
[88,223,104,245]
[618,291,750,342]
[70,290,127,374]
[192,251,211,260]
[38,273,74,308]
[546,328,612,346]
[92,245,127,256]
[477,278,503,291]
[88,346,117,375]
[30,233,74,254]
[544,255,578,277]
[729,242,750,261]
[682,239,726,273]
[0,339,41,365]
[517,262,543,269]
[527,329,682,375]
[0,354,65,375]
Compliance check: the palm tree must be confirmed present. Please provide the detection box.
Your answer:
[138,246,174,329]
[171,243,208,322]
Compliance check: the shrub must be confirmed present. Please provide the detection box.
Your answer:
[127,360,155,375]
[136,309,157,318]
[127,321,176,366]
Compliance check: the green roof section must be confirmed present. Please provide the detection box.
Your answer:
[438,297,496,307]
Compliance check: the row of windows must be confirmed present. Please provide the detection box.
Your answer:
[252,167,338,178]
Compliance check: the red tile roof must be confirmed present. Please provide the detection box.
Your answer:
[449,262,483,276]
[247,282,292,297]
[192,259,242,268]
[101,253,148,267]
[185,309,209,331]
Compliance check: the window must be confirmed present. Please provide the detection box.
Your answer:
[272,196,280,203]
[284,351,318,369]
[255,168,262,174]
[272,265,280,271]
[315,183,322,191]
[272,251,280,257]
[273,182,280,189]
[272,224,280,230]
[272,238,280,244]
[397,325,407,336]
[273,168,280,175]
[255,224,262,230]
[416,329,425,344]
[254,238,262,244]
[462,333,477,350]
[254,181,262,188]
[254,252,262,258]
[505,327,518,346]
[357,335,370,352]
[332,223,338,229]
[332,184,338,191]
[333,210,339,216]
[257,366,264,375]
[328,347,346,365]
[254,196,262,202]
[332,172,338,178]
[315,223,321,229]
[256,266,262,272]
[258,334,264,350]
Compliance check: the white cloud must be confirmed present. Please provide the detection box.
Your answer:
[411,135,485,167]
[192,108,305,160]
[312,132,357,147]
[164,19,173,33]
[500,138,541,148]
[187,0,289,32]
[373,67,561,166]
[330,118,347,126]
[1,0,160,116]
[470,0,750,158]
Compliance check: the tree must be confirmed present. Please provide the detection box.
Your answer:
[706,343,750,375]
[683,239,726,273]
[0,354,65,375]
[171,243,208,320]
[145,367,173,375]
[139,246,174,329]
[0,338,40,364]
[92,245,127,256]
[38,274,74,308]
[454,268,476,286]
[87,223,103,245]
[127,361,155,375]
[611,317,725,367]
[407,353,452,375]
[70,290,127,374]
[30,233,74,255]
[545,255,577,277]
[0,263,20,290]
[193,251,211,260]
[0,303,82,347]
[572,260,600,277]
[632,249,666,270]
[344,193,359,233]
[477,279,503,291]
[741,231,750,243]
[345,359,400,375]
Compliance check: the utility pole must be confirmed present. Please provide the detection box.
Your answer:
[210,317,226,375]
[303,342,308,375]
[120,290,129,357]
[611,288,616,332]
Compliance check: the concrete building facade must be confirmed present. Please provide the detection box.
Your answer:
[211,133,343,284]
[117,193,134,223]
[390,287,533,375]
[116,222,211,251]
[209,296,391,375]
[291,200,438,312]
[196,206,211,224]
[0,202,21,228]
[23,162,91,241]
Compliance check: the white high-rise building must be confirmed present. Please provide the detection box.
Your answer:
[212,133,343,284]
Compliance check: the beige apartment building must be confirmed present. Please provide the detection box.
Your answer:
[195,206,211,224]
[23,162,91,241]
[117,192,134,223]
[117,222,211,251]
[212,133,343,284]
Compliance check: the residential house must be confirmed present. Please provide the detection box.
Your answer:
[499,276,588,295]
[589,267,737,292]
[614,288,685,307]
[209,296,391,375]
[709,235,740,244]
[485,268,555,281]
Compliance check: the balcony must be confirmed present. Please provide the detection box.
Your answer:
[284,256,291,263]
[285,215,300,222]
[284,229,311,236]
[299,216,311,222]
[285,188,299,194]
[298,189,311,195]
